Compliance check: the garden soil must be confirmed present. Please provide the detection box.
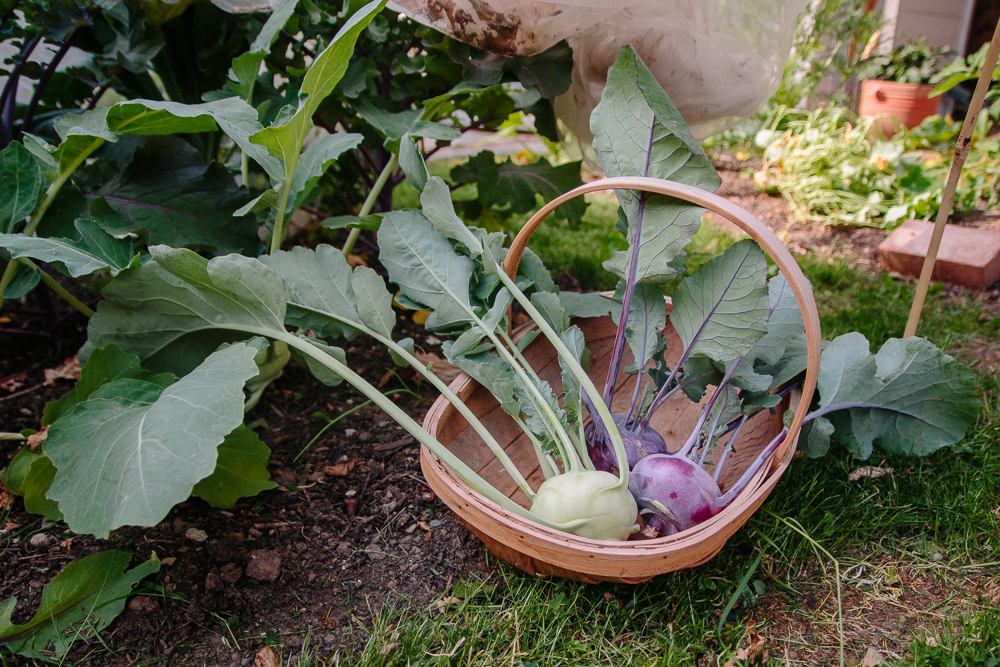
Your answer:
[1,161,997,665]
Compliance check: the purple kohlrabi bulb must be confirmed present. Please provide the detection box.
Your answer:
[584,413,669,474]
[628,454,724,536]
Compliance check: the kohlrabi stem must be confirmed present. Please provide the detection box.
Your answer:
[625,369,644,428]
[302,307,536,499]
[267,328,585,531]
[493,267,631,487]
[269,166,298,255]
[342,152,397,258]
[575,406,594,471]
[698,390,729,467]
[603,196,649,408]
[713,415,749,484]
[0,136,102,313]
[717,427,787,506]
[20,258,94,318]
[679,364,737,458]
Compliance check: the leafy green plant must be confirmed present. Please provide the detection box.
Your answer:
[931,41,1000,123]
[754,105,1000,226]
[858,37,951,84]
[0,549,159,661]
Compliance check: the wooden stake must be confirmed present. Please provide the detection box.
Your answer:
[904,18,1000,337]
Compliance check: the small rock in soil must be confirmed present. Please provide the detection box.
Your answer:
[246,550,282,582]
[127,596,158,613]
[205,571,223,592]
[220,563,242,584]
[29,533,54,549]
[185,527,208,543]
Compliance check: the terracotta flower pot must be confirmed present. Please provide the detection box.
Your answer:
[858,80,940,137]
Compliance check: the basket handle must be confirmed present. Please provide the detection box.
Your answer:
[501,176,822,468]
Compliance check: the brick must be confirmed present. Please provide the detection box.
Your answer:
[878,219,1000,290]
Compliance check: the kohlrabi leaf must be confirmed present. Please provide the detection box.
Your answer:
[191,426,276,507]
[420,176,483,256]
[450,151,585,223]
[398,133,429,192]
[814,334,979,458]
[800,416,834,458]
[107,97,282,182]
[558,291,615,318]
[530,291,569,334]
[757,331,811,390]
[611,282,666,374]
[288,133,363,210]
[250,0,299,53]
[517,247,557,293]
[449,351,518,417]
[89,138,260,255]
[446,288,511,359]
[83,246,287,364]
[243,338,291,410]
[49,109,116,175]
[249,0,385,171]
[351,265,396,339]
[0,142,44,233]
[45,343,259,537]
[679,356,723,402]
[22,455,61,521]
[1,261,40,298]
[729,272,806,392]
[259,244,361,340]
[0,550,159,661]
[513,375,566,452]
[289,336,347,386]
[558,325,586,421]
[592,46,721,284]
[43,345,176,427]
[670,240,769,364]
[377,210,474,330]
[0,219,137,277]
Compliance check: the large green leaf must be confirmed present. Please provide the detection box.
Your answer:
[191,426,275,507]
[398,133,428,192]
[89,138,259,255]
[0,550,159,660]
[249,0,385,171]
[451,151,585,223]
[45,343,260,536]
[730,273,807,392]
[0,142,44,234]
[0,219,137,278]
[49,109,117,177]
[669,240,769,364]
[812,334,979,458]
[592,46,721,284]
[354,99,461,141]
[258,244,362,340]
[107,97,283,182]
[611,282,666,374]
[420,176,483,256]
[83,245,287,366]
[288,133,363,210]
[377,210,474,330]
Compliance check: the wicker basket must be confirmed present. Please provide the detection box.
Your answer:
[420,177,822,583]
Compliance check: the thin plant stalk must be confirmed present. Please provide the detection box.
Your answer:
[342,152,397,258]
[20,258,94,318]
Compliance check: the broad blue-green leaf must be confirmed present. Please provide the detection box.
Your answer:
[0,550,159,660]
[558,325,586,421]
[513,375,566,453]
[250,0,299,52]
[593,46,721,284]
[815,334,978,458]
[0,142,43,233]
[2,447,43,496]
[249,0,385,171]
[191,426,276,507]
[670,240,769,364]
[107,97,283,182]
[351,265,396,339]
[22,455,62,521]
[378,210,474,330]
[45,343,260,536]
[398,132,428,192]
[530,290,569,334]
[517,248,556,293]
[447,288,511,359]
[354,99,461,141]
[83,246,287,363]
[89,138,259,255]
[0,219,136,277]
[558,291,615,318]
[289,133,363,210]
[43,345,176,427]
[611,282,665,374]
[800,417,834,458]
[420,177,482,256]
[1,260,40,298]
[49,109,117,176]
[449,352,518,417]
[290,336,347,386]
[731,273,806,392]
[258,244,361,340]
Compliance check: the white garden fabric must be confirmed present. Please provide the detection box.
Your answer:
[390,0,808,138]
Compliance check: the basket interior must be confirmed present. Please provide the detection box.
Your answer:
[433,314,786,509]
